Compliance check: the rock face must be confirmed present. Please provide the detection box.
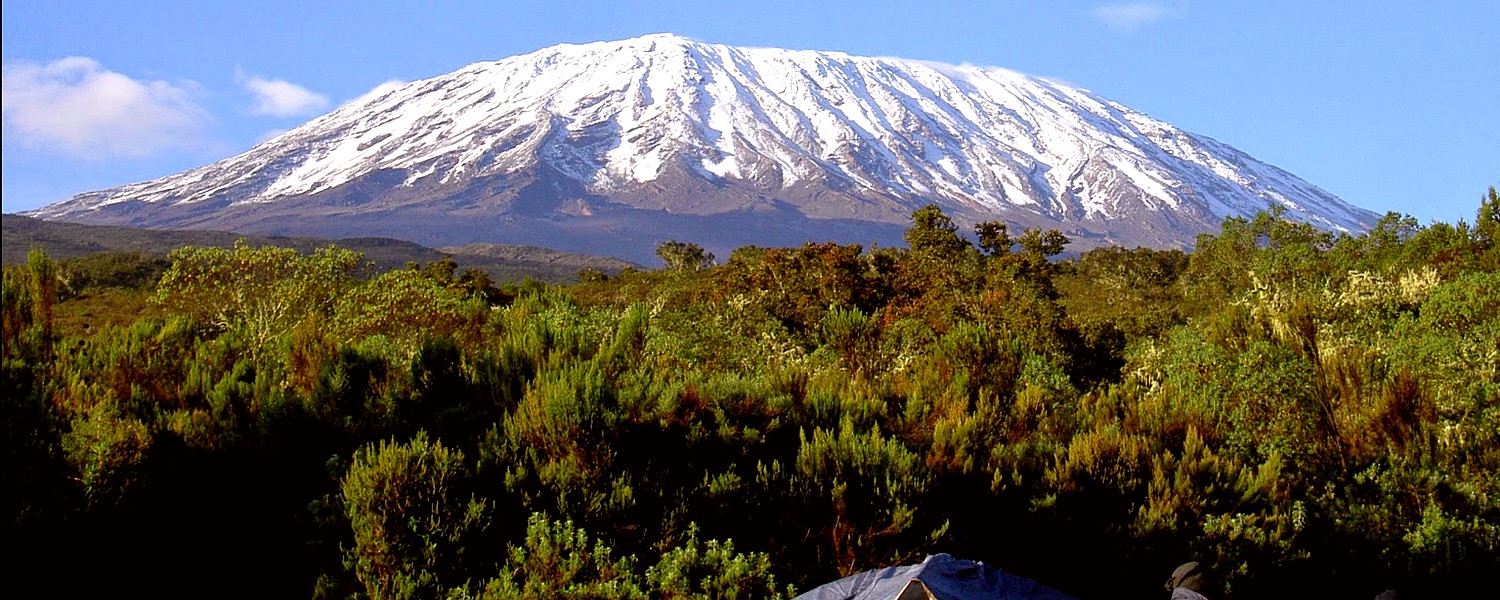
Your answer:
[28,33,1377,264]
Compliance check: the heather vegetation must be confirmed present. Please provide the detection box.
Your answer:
[4,188,1498,599]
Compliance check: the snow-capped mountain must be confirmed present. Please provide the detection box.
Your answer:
[29,34,1376,263]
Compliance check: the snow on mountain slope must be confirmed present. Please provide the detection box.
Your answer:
[30,33,1377,255]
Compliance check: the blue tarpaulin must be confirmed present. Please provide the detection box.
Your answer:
[793,554,1076,600]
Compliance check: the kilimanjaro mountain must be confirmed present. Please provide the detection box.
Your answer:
[28,34,1377,264]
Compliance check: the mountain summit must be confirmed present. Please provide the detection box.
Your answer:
[29,34,1377,263]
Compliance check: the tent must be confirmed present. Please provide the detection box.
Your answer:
[793,554,1076,600]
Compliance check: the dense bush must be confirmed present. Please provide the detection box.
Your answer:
[4,189,1497,599]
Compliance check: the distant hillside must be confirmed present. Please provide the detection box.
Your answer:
[2,214,637,283]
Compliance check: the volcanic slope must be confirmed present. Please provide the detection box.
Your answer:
[29,33,1377,263]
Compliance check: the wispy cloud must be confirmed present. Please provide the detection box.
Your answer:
[237,70,330,117]
[1092,3,1173,33]
[349,79,408,106]
[1,57,212,159]
[248,80,407,147]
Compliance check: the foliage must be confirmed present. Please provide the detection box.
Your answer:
[2,249,58,364]
[6,191,1499,599]
[342,432,488,600]
[717,242,886,336]
[474,513,643,599]
[656,241,716,272]
[58,251,170,293]
[784,417,946,576]
[331,268,485,355]
[645,524,793,599]
[471,514,791,600]
[154,241,364,352]
[904,204,969,259]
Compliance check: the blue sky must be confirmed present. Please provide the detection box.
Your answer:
[3,0,1496,225]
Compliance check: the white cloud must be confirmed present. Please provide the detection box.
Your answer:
[1092,3,1173,33]
[1,57,212,159]
[238,70,330,117]
[346,79,408,106]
